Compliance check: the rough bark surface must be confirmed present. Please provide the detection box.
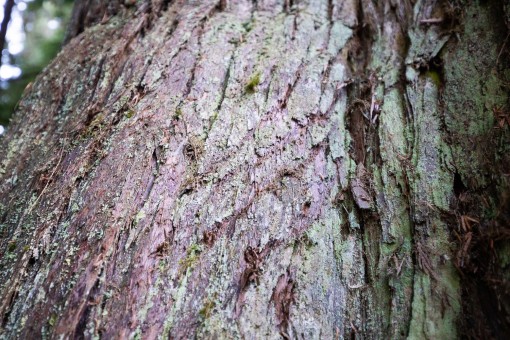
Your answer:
[0,0,509,339]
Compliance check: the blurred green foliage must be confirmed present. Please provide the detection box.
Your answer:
[0,0,73,126]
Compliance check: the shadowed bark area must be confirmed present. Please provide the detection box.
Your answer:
[0,0,509,338]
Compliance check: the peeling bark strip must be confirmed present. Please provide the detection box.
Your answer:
[271,270,295,339]
[0,0,509,338]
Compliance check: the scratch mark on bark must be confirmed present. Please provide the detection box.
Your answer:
[216,52,234,113]
[140,148,159,209]
[280,60,304,110]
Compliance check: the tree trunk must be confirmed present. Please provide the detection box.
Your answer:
[1,0,509,338]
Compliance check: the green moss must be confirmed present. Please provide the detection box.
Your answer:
[48,314,57,327]
[125,109,135,118]
[199,298,216,319]
[497,241,510,268]
[210,111,219,124]
[158,259,167,272]
[245,72,261,94]
[426,70,442,87]
[242,21,253,32]
[297,232,316,250]
[179,243,202,271]
[174,108,182,120]
[7,241,16,252]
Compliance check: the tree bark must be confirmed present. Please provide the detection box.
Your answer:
[0,0,509,338]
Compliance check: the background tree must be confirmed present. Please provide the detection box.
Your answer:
[0,0,509,338]
[0,0,73,128]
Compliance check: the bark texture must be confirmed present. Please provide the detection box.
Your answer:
[0,0,509,338]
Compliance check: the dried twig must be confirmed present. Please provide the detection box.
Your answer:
[27,144,66,214]
[420,18,444,24]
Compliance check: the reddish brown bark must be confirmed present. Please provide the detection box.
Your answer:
[0,0,509,338]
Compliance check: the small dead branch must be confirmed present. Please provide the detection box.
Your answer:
[420,18,444,25]
[27,144,66,214]
[416,241,440,280]
[459,215,479,232]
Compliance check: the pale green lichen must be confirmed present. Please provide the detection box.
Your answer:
[133,210,146,226]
